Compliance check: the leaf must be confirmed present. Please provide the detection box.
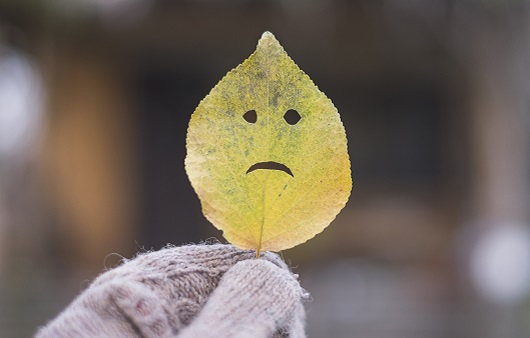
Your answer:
[185,31,352,255]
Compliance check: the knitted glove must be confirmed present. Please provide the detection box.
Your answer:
[35,244,307,338]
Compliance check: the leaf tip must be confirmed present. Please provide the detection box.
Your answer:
[260,31,275,40]
[257,31,283,54]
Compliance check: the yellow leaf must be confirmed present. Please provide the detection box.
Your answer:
[185,31,352,255]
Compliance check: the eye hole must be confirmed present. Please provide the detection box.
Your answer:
[243,110,257,123]
[284,109,301,125]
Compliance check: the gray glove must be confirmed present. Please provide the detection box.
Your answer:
[35,244,308,338]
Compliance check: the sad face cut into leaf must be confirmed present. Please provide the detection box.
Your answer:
[185,32,352,256]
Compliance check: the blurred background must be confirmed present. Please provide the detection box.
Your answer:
[0,0,529,337]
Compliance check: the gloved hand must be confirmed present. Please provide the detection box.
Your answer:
[35,244,308,338]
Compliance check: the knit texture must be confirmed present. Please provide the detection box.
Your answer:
[35,244,307,338]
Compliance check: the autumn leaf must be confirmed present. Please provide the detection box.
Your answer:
[185,31,352,256]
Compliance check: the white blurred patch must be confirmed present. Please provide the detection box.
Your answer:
[0,49,43,157]
[471,223,530,305]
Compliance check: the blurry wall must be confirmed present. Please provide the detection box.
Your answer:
[0,0,529,337]
[43,49,137,269]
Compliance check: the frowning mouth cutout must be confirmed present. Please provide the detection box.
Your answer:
[246,161,294,177]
